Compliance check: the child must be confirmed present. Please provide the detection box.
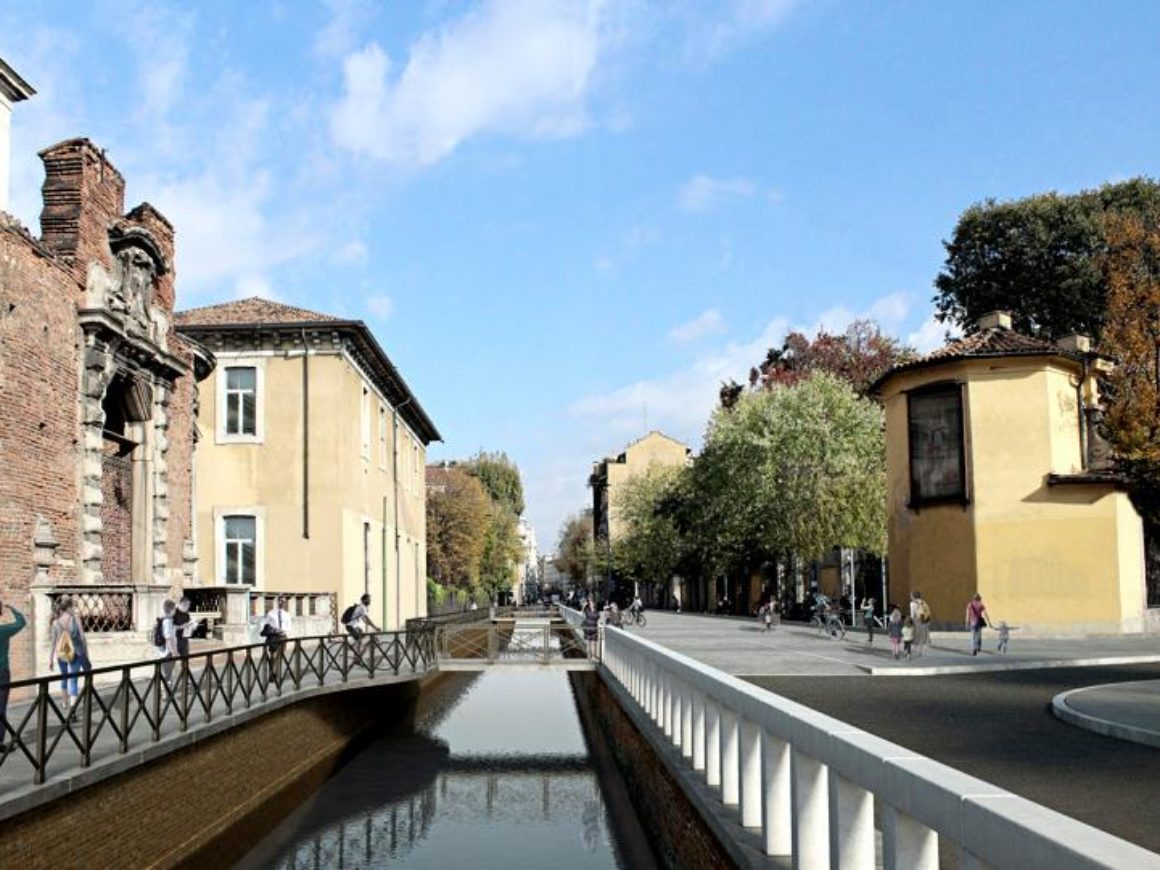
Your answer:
[888,606,903,659]
[901,617,915,661]
[762,604,773,633]
[996,621,1016,655]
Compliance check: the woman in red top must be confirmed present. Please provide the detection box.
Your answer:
[965,594,988,656]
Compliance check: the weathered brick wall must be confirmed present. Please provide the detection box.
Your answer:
[99,443,132,584]
[0,219,84,681]
[570,672,735,870]
[166,339,196,583]
[38,139,123,284]
[0,681,420,870]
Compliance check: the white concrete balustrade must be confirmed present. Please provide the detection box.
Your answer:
[560,607,1160,870]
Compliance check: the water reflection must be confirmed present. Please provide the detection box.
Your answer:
[238,672,636,869]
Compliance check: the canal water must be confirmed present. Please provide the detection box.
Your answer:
[237,671,657,869]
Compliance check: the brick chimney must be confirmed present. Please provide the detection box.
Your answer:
[38,138,125,278]
[0,56,36,214]
[977,311,1012,331]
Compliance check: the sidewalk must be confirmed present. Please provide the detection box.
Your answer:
[1053,680,1160,749]
[629,611,1160,677]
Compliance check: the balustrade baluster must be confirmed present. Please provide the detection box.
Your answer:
[829,772,874,870]
[720,707,739,806]
[680,685,693,760]
[791,749,830,869]
[761,730,791,856]
[705,699,721,789]
[882,805,937,870]
[692,692,706,772]
[740,718,762,828]
[671,679,684,751]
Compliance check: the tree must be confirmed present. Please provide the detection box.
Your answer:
[934,178,1160,339]
[747,320,915,396]
[613,465,684,593]
[425,467,490,590]
[698,373,886,569]
[1101,213,1160,580]
[466,451,525,516]
[555,513,595,587]
[479,505,523,602]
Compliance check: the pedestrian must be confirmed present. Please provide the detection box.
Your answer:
[901,617,915,661]
[996,621,1016,655]
[965,593,989,656]
[910,590,931,656]
[583,600,601,659]
[0,598,27,753]
[154,599,178,686]
[888,606,903,659]
[51,595,90,721]
[862,597,876,644]
[173,596,193,659]
[263,595,292,681]
[762,603,773,633]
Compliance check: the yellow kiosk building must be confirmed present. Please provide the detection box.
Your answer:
[872,312,1152,634]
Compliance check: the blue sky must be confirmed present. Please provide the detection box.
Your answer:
[4,1,1160,551]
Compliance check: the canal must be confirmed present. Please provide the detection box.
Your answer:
[237,671,659,869]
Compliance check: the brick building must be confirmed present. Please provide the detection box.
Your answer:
[0,137,212,680]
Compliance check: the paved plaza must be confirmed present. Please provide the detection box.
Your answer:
[626,610,1160,676]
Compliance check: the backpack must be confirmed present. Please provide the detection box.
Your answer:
[152,617,166,649]
[54,624,76,663]
[918,601,931,624]
[341,604,357,625]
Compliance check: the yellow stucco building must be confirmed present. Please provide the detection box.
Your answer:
[589,431,691,543]
[176,298,440,630]
[872,311,1151,634]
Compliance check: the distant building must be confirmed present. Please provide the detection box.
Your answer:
[589,431,690,543]
[871,311,1151,634]
[176,298,441,630]
[589,431,690,602]
[516,518,538,604]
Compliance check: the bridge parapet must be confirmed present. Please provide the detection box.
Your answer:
[569,605,1160,869]
[0,629,433,820]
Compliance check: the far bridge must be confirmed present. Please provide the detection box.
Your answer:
[431,609,596,672]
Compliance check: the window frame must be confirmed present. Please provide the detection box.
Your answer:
[216,509,264,587]
[906,380,969,509]
[216,360,265,444]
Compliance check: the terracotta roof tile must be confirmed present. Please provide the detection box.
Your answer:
[175,297,342,327]
[870,327,1085,393]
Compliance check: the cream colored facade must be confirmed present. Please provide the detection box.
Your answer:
[177,300,439,631]
[878,320,1148,634]
[590,431,690,542]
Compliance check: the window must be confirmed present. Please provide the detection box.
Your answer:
[379,405,388,468]
[361,386,371,460]
[908,383,967,506]
[225,367,257,436]
[223,515,257,584]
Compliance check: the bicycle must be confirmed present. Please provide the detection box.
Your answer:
[810,610,846,640]
[624,610,647,628]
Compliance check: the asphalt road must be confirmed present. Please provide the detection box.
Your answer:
[744,663,1160,853]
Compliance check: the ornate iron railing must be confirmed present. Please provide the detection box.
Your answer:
[48,588,134,633]
[0,629,435,790]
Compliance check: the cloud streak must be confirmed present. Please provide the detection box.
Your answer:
[669,308,727,343]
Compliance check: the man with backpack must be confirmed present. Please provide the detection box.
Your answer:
[341,593,379,640]
[154,599,178,686]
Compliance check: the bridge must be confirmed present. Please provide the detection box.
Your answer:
[0,607,593,817]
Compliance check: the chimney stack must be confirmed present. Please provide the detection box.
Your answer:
[977,311,1013,331]
[1056,333,1092,353]
[0,56,36,215]
[38,139,125,277]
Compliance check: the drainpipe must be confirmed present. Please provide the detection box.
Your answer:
[1073,356,1089,471]
[392,396,413,631]
[301,329,310,538]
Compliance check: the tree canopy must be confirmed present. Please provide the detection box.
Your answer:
[612,465,684,591]
[425,466,490,590]
[555,512,595,587]
[934,177,1160,339]
[466,451,525,516]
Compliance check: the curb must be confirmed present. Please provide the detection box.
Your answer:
[1051,681,1160,750]
[864,654,1160,677]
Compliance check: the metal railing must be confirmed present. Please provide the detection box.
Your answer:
[434,623,588,667]
[571,606,1160,870]
[47,588,134,633]
[0,628,435,790]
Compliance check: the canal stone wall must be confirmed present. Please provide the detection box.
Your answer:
[0,679,425,870]
[570,672,736,870]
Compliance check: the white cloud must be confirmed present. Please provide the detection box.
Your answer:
[907,314,960,353]
[811,291,911,336]
[314,0,374,58]
[232,275,281,302]
[593,255,614,273]
[330,1,609,166]
[334,240,368,264]
[366,293,394,320]
[677,174,756,213]
[669,308,726,344]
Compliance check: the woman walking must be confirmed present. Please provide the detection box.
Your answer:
[51,596,90,721]
[965,593,989,656]
[888,605,903,659]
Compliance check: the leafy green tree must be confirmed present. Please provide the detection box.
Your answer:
[479,505,523,602]
[466,451,525,516]
[934,178,1160,339]
[613,465,684,593]
[425,466,490,590]
[555,512,595,587]
[698,373,886,569]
